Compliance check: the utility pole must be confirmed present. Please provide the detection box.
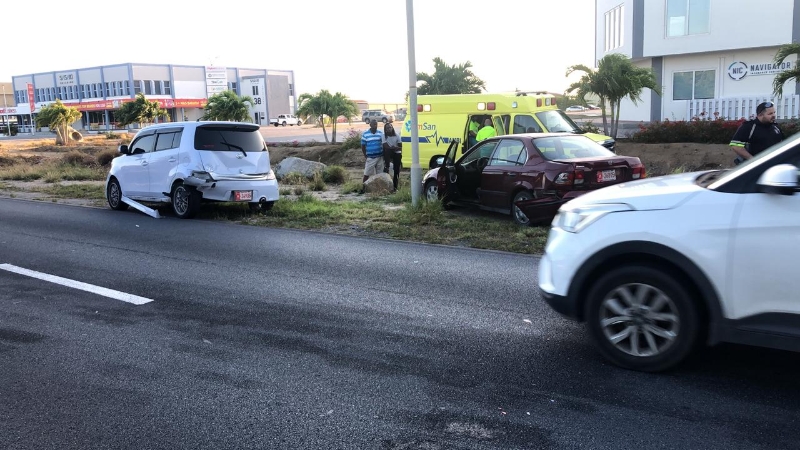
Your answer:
[406,0,421,206]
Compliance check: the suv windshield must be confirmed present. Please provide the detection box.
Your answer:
[533,136,615,160]
[194,126,265,152]
[535,110,582,133]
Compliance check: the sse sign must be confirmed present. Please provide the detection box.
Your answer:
[728,60,793,80]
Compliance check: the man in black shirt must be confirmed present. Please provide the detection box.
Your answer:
[730,101,785,164]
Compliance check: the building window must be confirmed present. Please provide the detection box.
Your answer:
[667,0,710,37]
[154,81,162,95]
[673,70,715,100]
[252,85,259,96]
[163,80,171,95]
[133,80,142,95]
[123,81,130,96]
[604,4,624,52]
[228,82,237,93]
[144,80,153,95]
[288,83,293,95]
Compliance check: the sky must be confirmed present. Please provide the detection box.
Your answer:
[2,0,597,103]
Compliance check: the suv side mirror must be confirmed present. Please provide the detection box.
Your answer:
[757,164,799,196]
[118,144,130,155]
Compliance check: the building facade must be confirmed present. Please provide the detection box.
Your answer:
[595,0,800,122]
[2,63,296,131]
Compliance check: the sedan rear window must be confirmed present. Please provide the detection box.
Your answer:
[194,127,265,152]
[533,136,615,160]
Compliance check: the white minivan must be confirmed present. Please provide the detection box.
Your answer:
[105,121,279,219]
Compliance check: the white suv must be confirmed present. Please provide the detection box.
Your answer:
[539,132,800,372]
[105,121,279,219]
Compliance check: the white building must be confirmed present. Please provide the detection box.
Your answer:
[1,63,296,131]
[595,0,799,122]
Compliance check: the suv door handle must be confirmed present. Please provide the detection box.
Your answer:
[141,160,148,166]
[168,158,177,162]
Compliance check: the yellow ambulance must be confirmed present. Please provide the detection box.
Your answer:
[399,92,615,169]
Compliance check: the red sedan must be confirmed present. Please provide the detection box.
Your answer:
[422,133,645,225]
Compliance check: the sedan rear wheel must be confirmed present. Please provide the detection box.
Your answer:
[585,265,699,372]
[512,191,533,226]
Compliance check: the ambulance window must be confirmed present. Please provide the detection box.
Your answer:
[513,115,542,134]
[500,115,510,134]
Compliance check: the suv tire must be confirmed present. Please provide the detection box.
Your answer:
[106,177,129,211]
[584,265,699,372]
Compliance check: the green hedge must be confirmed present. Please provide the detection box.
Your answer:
[631,114,800,144]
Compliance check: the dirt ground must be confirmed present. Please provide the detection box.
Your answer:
[0,137,736,209]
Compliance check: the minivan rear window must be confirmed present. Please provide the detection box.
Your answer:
[194,127,266,152]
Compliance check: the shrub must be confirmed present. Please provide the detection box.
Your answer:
[280,171,307,184]
[322,165,348,184]
[580,120,601,134]
[96,148,119,166]
[308,172,327,191]
[293,186,305,195]
[103,131,118,140]
[279,187,291,196]
[631,115,800,144]
[61,150,96,167]
[340,128,362,150]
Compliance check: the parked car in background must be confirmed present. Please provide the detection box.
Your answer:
[362,110,394,123]
[539,132,800,372]
[106,121,279,219]
[423,133,645,225]
[565,105,586,112]
[269,114,302,127]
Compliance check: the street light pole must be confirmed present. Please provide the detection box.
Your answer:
[1,85,7,136]
[406,0,421,206]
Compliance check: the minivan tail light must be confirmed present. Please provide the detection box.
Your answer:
[555,172,574,185]
[632,165,646,179]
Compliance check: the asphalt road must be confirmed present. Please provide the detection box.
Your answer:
[1,198,799,449]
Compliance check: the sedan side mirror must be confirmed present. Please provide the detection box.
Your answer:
[757,164,799,196]
[118,144,130,155]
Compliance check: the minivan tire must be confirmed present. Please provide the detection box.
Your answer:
[584,265,700,372]
[171,182,201,219]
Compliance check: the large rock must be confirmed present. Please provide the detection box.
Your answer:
[364,173,394,194]
[274,156,326,179]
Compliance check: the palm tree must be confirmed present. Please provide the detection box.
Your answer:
[116,93,169,128]
[201,90,254,122]
[35,99,82,145]
[416,57,486,95]
[566,53,660,139]
[773,42,800,97]
[296,90,358,143]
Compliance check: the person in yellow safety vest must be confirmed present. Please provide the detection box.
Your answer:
[476,118,496,141]
[468,116,480,147]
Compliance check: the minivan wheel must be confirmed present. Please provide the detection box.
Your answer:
[512,191,533,226]
[585,265,699,372]
[106,178,128,211]
[171,182,200,219]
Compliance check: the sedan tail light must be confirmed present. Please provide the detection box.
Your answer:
[574,171,585,185]
[555,172,574,185]
[632,165,646,179]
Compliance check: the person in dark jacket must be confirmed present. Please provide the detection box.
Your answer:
[730,101,785,164]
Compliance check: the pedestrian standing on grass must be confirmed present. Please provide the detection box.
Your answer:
[383,122,402,192]
[361,119,385,191]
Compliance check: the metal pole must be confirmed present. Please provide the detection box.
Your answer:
[1,85,7,136]
[406,0,421,206]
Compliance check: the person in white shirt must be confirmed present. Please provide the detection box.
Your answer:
[382,123,402,191]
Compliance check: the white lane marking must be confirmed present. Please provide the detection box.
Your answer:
[0,263,153,305]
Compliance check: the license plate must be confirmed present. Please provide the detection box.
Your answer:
[597,169,616,183]
[234,190,253,201]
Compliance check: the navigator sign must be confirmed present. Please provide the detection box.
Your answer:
[728,60,793,80]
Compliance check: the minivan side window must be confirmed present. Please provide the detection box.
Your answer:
[130,134,156,154]
[513,115,542,133]
[155,131,182,151]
